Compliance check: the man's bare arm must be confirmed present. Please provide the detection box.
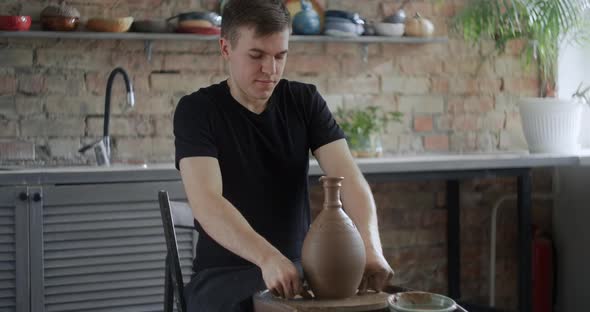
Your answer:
[313,139,394,291]
[179,156,302,298]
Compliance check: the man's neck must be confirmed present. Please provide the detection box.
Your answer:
[227,78,268,114]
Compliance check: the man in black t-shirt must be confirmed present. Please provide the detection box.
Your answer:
[173,0,394,311]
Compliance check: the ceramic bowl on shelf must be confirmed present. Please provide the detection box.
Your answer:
[86,17,134,32]
[324,21,363,37]
[388,291,457,312]
[131,19,171,33]
[175,26,220,35]
[41,16,79,31]
[177,19,214,28]
[374,22,405,37]
[167,11,221,27]
[0,16,32,31]
[324,9,363,24]
[40,1,80,31]
[325,16,364,25]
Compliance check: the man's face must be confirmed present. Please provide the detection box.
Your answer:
[220,26,289,102]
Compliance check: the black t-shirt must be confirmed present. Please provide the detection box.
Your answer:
[174,79,345,272]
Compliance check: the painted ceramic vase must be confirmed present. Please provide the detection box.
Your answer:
[292,0,321,35]
[301,176,366,299]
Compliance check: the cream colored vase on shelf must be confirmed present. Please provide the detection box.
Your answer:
[519,97,582,153]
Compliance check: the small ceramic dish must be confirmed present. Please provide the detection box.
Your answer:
[325,16,355,25]
[86,17,134,32]
[132,19,171,33]
[325,16,364,26]
[324,28,360,37]
[324,9,363,24]
[167,11,221,27]
[0,16,32,31]
[41,16,79,31]
[388,291,457,312]
[374,22,405,37]
[324,21,363,36]
[175,26,221,35]
[177,19,214,28]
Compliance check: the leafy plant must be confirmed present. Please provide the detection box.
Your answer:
[453,0,590,96]
[334,106,403,151]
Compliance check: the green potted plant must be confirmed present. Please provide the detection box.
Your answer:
[453,0,590,153]
[334,105,402,158]
[454,0,589,94]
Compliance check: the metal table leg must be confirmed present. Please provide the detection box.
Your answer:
[447,180,461,299]
[517,170,532,312]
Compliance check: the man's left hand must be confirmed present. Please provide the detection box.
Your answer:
[358,251,394,293]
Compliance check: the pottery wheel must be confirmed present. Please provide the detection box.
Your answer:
[253,290,390,312]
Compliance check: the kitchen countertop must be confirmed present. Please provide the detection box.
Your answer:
[310,151,582,175]
[1,151,586,185]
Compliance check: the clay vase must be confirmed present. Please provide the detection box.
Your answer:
[292,0,321,35]
[302,176,366,299]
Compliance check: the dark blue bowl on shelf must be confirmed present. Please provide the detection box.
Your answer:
[324,10,364,25]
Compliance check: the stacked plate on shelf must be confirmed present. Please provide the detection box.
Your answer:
[167,11,221,35]
[323,10,364,37]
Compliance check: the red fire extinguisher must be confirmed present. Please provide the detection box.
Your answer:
[532,225,554,312]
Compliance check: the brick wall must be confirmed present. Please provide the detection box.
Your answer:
[0,0,549,310]
[0,0,538,165]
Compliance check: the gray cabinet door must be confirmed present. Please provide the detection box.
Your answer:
[0,186,30,312]
[31,181,193,312]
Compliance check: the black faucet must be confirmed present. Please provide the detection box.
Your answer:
[79,67,135,165]
[103,67,135,157]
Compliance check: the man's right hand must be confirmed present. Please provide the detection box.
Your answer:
[180,157,307,299]
[259,253,303,299]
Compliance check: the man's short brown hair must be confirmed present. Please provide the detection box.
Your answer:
[221,0,291,46]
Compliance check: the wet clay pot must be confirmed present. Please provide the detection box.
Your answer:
[302,176,366,299]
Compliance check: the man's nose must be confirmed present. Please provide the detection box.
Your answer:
[261,57,276,75]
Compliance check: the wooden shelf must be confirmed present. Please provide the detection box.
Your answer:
[292,34,448,44]
[0,30,447,62]
[0,30,448,44]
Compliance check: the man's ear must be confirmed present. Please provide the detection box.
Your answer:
[220,37,231,60]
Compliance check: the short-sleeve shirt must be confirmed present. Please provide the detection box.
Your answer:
[174,79,345,273]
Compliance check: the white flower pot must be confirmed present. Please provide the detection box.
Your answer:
[579,103,590,148]
[519,97,582,153]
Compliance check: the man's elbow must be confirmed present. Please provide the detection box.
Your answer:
[187,192,220,222]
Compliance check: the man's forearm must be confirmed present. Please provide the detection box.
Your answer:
[193,194,281,267]
[340,176,383,255]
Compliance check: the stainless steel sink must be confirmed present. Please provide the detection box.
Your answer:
[0,166,26,171]
[0,163,175,173]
